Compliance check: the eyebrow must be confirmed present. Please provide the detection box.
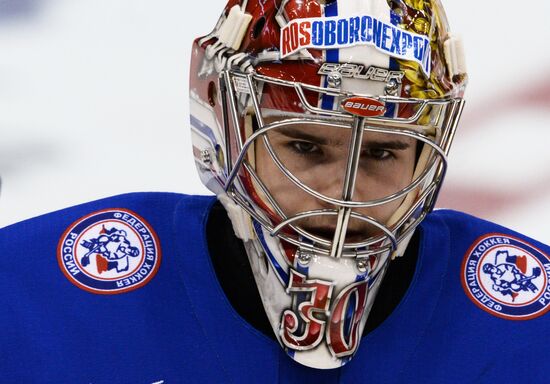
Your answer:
[273,127,412,150]
[364,140,411,150]
[273,127,335,146]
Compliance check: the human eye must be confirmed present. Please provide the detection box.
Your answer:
[362,147,394,161]
[288,140,322,156]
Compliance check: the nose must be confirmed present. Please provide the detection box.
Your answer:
[312,160,373,205]
[311,160,348,202]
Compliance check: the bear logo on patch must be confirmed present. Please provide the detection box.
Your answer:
[80,226,140,274]
[482,250,541,302]
[58,209,161,294]
[461,234,550,320]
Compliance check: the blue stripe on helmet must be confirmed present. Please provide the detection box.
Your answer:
[321,1,339,111]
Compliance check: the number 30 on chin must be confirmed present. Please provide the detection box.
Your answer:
[281,270,369,357]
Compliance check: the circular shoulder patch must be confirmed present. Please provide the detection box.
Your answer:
[461,233,550,320]
[58,209,161,295]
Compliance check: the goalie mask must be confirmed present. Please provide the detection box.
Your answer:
[189,0,467,369]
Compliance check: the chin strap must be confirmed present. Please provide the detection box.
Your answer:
[390,228,416,260]
[217,193,256,242]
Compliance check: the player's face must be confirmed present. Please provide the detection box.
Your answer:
[255,120,417,241]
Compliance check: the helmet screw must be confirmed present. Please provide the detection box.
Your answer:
[327,71,342,89]
[201,149,212,165]
[356,258,369,273]
[385,79,399,96]
[298,250,312,265]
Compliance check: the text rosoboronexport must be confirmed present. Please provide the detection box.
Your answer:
[280,14,432,76]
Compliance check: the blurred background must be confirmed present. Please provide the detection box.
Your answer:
[1,0,549,243]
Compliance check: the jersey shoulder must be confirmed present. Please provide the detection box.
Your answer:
[0,191,261,383]
[424,208,550,324]
[0,192,217,289]
[0,192,214,241]
[428,208,550,252]
[383,209,550,382]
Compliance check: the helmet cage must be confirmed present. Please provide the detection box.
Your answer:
[218,68,465,259]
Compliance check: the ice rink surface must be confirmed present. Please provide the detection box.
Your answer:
[1,0,549,243]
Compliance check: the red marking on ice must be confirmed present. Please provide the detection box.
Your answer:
[438,173,550,217]
[438,75,550,216]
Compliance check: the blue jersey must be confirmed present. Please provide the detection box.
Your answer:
[1,193,549,383]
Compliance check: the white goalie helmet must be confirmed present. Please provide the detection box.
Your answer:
[189,0,467,369]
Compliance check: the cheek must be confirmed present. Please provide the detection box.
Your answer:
[255,144,304,215]
[363,150,417,194]
[358,198,402,225]
[255,142,281,192]
[353,156,417,223]
[354,172,410,203]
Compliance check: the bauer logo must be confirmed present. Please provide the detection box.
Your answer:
[58,209,161,294]
[461,234,550,320]
[280,14,431,75]
[341,97,386,117]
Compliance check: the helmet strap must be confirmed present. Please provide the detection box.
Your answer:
[218,193,256,242]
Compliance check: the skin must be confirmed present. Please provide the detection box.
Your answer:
[254,119,418,242]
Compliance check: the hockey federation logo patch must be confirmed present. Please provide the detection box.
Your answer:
[58,209,161,294]
[461,234,550,320]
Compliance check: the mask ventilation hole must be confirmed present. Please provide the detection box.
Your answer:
[251,16,266,40]
[208,81,217,107]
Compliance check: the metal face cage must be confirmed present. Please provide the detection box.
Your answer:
[217,68,465,260]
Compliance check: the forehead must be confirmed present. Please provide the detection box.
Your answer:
[263,116,417,147]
